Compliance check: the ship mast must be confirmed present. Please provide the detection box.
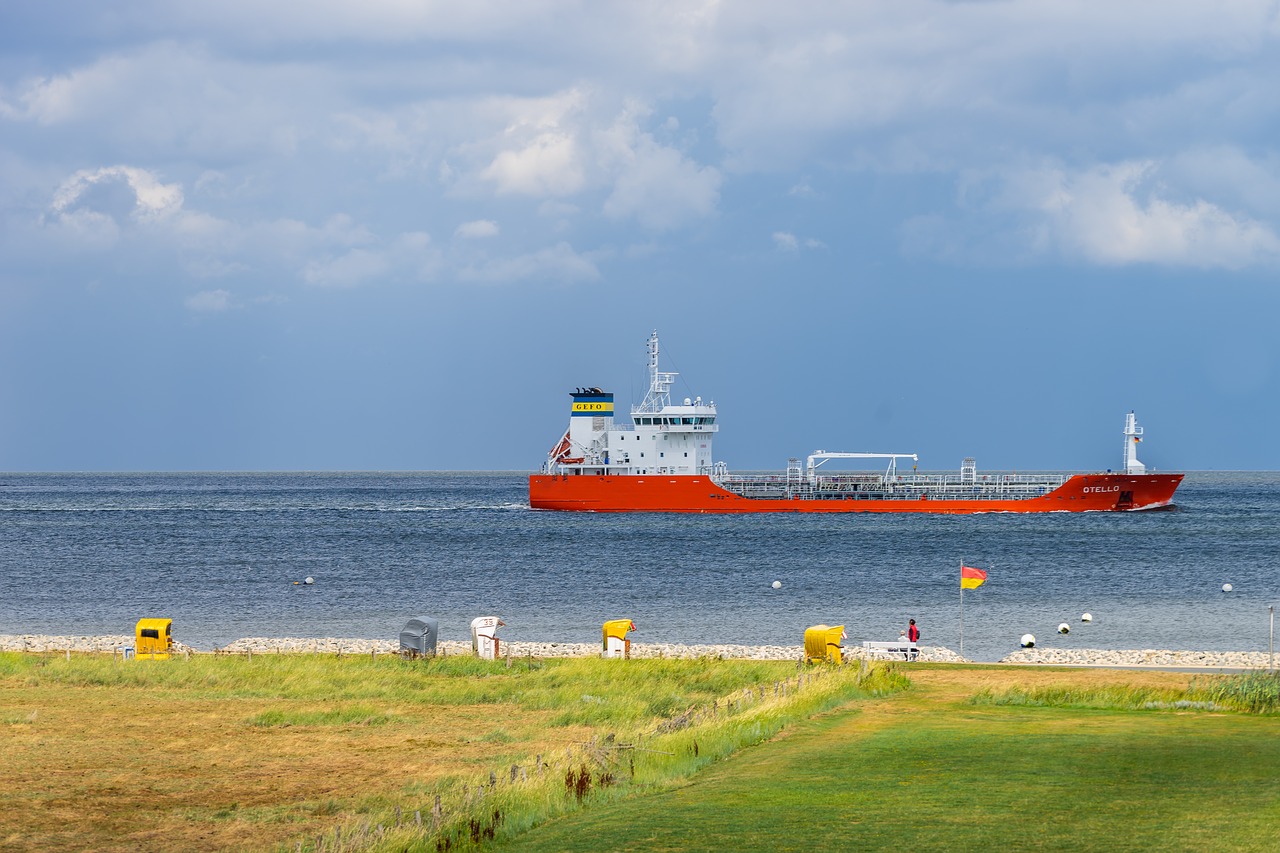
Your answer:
[1123,411,1146,474]
[636,330,677,414]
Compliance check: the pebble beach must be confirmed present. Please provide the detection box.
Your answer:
[2,634,1274,668]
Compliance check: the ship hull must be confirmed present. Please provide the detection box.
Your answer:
[528,472,1185,513]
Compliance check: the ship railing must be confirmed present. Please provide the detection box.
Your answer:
[716,472,1070,501]
[908,474,1068,485]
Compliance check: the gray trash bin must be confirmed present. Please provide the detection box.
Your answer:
[400,618,439,657]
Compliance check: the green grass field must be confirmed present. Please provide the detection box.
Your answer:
[6,653,1279,852]
[506,667,1280,853]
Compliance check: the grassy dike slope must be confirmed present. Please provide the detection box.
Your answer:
[509,667,1280,853]
[0,652,892,852]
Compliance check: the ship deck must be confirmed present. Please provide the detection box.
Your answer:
[714,472,1071,502]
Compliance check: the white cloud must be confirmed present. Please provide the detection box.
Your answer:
[36,165,186,250]
[49,165,183,221]
[193,169,256,201]
[482,131,584,196]
[906,159,1280,269]
[456,92,722,228]
[1165,146,1280,221]
[602,140,721,229]
[7,5,1277,190]
[8,2,1280,284]
[0,43,321,163]
[478,90,589,197]
[302,248,390,288]
[185,289,234,312]
[772,231,824,251]
[704,3,1280,172]
[455,219,500,239]
[598,104,722,229]
[300,229,442,287]
[1030,161,1280,269]
[457,242,600,283]
[1,56,131,125]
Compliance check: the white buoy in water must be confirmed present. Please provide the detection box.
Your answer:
[304,576,315,585]
[1081,613,1093,622]
[771,580,782,589]
[1020,633,1036,648]
[1057,623,1070,634]
[1222,583,1233,593]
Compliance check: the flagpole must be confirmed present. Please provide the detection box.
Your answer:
[959,560,965,659]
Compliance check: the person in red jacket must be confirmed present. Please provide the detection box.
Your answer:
[907,618,920,660]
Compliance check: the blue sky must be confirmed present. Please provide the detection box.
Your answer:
[1,1,1278,472]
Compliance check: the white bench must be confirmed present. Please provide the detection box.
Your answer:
[863,640,918,660]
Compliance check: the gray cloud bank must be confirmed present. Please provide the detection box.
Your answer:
[2,0,1279,312]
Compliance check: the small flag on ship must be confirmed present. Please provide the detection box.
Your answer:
[960,565,987,589]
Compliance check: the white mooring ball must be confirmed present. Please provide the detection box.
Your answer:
[771,580,782,589]
[304,576,315,585]
[1222,583,1233,593]
[1020,633,1036,648]
[1057,623,1070,635]
[1081,613,1093,623]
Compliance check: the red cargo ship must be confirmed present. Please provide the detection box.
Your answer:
[529,332,1183,514]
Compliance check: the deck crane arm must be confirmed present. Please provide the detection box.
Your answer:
[806,451,920,483]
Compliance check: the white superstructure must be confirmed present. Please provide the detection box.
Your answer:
[542,334,1158,492]
[543,331,718,475]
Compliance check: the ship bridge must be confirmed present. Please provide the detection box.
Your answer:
[541,331,718,476]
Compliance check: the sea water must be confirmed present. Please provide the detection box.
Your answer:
[1,471,1276,663]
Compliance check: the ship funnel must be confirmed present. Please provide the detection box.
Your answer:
[569,389,614,463]
[1123,411,1146,474]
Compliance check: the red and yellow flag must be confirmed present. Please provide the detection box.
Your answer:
[960,565,987,589]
